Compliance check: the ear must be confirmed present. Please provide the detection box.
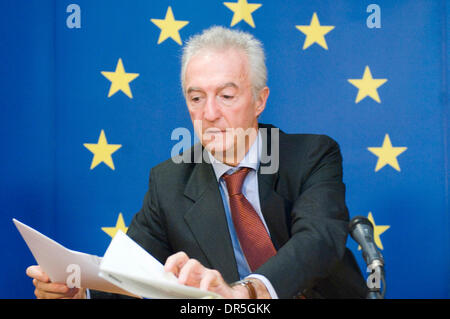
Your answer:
[255,86,270,117]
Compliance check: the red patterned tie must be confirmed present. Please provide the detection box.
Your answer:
[222,167,277,272]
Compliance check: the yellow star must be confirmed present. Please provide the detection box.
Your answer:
[296,12,335,50]
[83,130,122,170]
[101,58,139,98]
[367,134,407,172]
[102,213,128,238]
[150,6,189,45]
[358,212,390,250]
[223,0,262,28]
[348,66,387,103]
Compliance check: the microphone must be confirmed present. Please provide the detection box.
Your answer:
[349,216,384,267]
[349,216,386,299]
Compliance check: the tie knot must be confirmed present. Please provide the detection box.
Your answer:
[222,167,251,196]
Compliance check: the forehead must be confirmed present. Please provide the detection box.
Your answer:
[185,48,250,90]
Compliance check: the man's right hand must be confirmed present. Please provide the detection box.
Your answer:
[26,265,86,299]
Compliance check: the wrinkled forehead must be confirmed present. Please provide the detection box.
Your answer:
[185,48,251,90]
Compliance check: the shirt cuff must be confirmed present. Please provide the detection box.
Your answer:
[85,288,91,299]
[246,274,279,299]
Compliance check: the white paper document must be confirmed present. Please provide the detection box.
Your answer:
[12,218,132,296]
[99,230,221,299]
[13,219,221,299]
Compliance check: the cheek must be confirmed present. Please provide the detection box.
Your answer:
[224,103,256,128]
[188,109,207,131]
[187,110,202,135]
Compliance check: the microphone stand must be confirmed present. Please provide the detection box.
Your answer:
[366,260,386,299]
[348,216,387,299]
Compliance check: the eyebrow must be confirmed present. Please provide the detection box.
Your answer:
[186,82,239,95]
[217,82,238,91]
[186,87,203,94]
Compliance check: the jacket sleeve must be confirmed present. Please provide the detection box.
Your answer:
[90,168,173,299]
[256,135,350,298]
[126,167,173,265]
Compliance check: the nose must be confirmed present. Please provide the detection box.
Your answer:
[203,96,222,122]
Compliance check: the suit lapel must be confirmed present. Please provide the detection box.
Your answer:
[258,124,291,249]
[257,172,291,250]
[183,147,239,282]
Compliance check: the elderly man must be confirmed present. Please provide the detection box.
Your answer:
[27,26,367,299]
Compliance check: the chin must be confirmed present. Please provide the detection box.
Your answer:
[204,142,235,160]
[204,142,231,154]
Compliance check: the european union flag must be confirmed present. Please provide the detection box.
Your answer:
[1,0,448,298]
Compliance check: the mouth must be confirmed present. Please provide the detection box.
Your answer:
[204,128,226,135]
[202,128,229,145]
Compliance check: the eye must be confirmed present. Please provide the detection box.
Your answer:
[222,95,234,100]
[191,96,201,103]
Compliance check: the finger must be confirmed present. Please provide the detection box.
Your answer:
[60,288,85,299]
[164,251,189,276]
[34,288,70,299]
[26,265,49,283]
[33,281,79,299]
[199,270,221,291]
[34,280,70,295]
[178,258,203,286]
[36,288,79,299]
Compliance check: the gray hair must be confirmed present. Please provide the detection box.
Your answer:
[181,26,267,98]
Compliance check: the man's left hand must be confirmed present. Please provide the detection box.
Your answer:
[164,251,253,298]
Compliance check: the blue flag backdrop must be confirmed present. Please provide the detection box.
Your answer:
[1,0,448,298]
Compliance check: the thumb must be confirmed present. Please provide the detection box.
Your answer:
[26,265,50,283]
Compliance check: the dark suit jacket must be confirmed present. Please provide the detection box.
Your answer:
[93,123,367,299]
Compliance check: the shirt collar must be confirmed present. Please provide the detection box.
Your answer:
[207,130,261,181]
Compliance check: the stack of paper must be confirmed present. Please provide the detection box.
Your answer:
[99,230,221,299]
[13,219,221,299]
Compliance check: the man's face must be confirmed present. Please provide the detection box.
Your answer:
[184,48,269,162]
